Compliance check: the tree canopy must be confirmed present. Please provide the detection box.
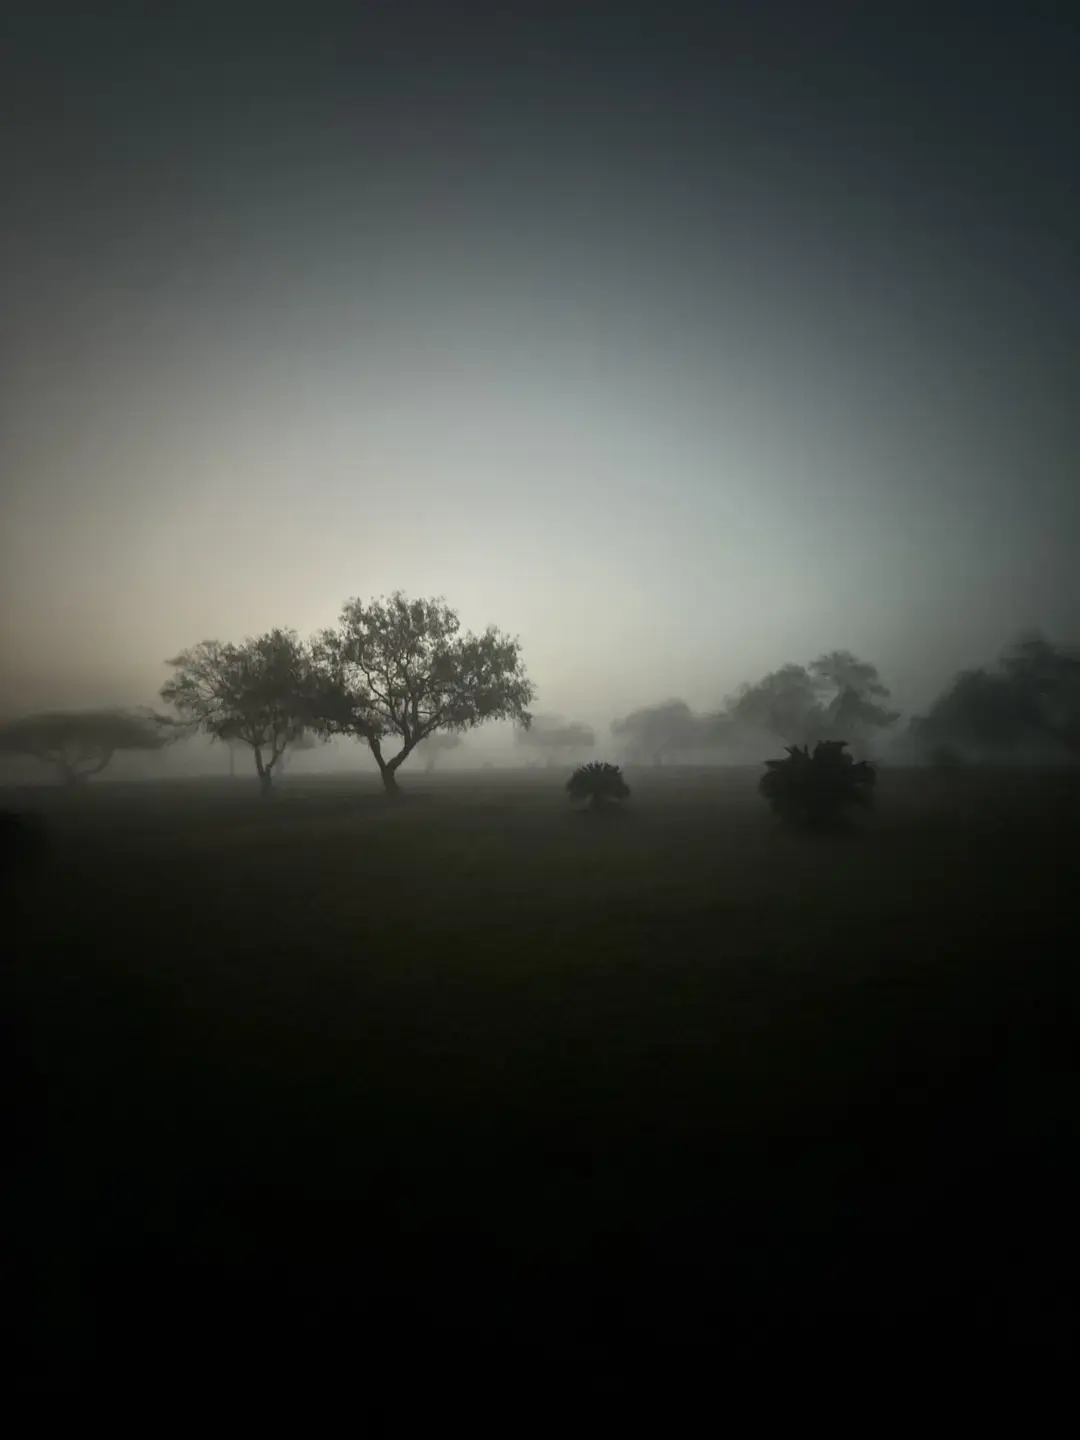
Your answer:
[610,700,705,765]
[725,666,823,747]
[307,592,533,792]
[905,633,1080,763]
[0,708,168,785]
[160,628,317,791]
[724,652,897,750]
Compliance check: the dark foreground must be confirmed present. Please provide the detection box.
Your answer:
[5,767,1078,1392]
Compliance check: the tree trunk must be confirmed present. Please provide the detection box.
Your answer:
[368,737,408,794]
[60,753,113,786]
[254,748,273,796]
[369,737,403,796]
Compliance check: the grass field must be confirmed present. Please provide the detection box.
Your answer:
[6,765,1078,1383]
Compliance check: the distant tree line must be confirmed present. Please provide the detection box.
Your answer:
[899,634,1080,765]
[1,620,1077,793]
[609,650,900,766]
[606,636,1080,769]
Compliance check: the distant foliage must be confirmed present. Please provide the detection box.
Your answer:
[727,665,824,746]
[610,700,705,766]
[566,761,631,809]
[515,714,595,766]
[0,708,167,786]
[759,740,876,829]
[906,634,1080,765]
[416,732,464,771]
[726,652,897,751]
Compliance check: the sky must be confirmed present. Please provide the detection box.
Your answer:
[2,0,1078,730]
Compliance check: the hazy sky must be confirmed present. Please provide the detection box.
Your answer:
[3,0,1078,725]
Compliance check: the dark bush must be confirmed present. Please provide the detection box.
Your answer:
[566,761,631,810]
[759,740,875,830]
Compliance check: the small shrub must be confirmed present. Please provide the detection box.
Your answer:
[566,761,631,810]
[758,740,875,830]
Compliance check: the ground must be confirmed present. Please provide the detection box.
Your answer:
[5,765,1077,1387]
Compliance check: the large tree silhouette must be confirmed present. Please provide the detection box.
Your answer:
[306,593,533,795]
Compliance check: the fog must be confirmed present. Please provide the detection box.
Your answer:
[3,3,1078,739]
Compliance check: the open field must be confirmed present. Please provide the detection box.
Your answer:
[6,765,1078,1382]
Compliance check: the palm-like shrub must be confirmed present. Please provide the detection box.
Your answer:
[759,740,875,829]
[566,761,631,809]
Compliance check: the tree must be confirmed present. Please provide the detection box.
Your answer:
[160,629,318,794]
[415,733,464,772]
[808,650,891,700]
[306,593,533,795]
[610,700,702,766]
[726,653,897,750]
[999,633,1080,757]
[811,651,898,745]
[906,633,1080,764]
[566,761,631,810]
[907,668,1031,762]
[514,714,595,767]
[726,666,825,747]
[0,708,168,786]
[819,686,900,745]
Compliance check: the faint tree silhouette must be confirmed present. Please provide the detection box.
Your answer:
[0,708,168,787]
[514,714,595,767]
[416,733,464,772]
[610,700,703,766]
